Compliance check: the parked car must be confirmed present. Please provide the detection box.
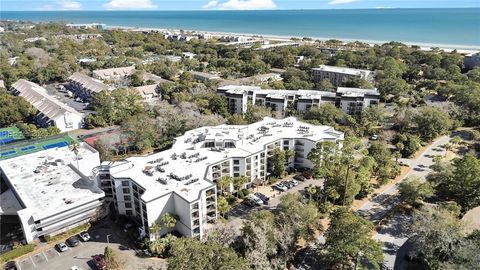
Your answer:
[92,255,107,270]
[370,134,379,141]
[249,195,264,206]
[283,181,294,189]
[289,179,299,186]
[3,261,17,270]
[56,242,68,252]
[274,183,288,192]
[66,236,80,247]
[70,266,81,270]
[242,198,256,207]
[254,192,270,204]
[143,249,153,257]
[293,175,306,181]
[78,231,90,242]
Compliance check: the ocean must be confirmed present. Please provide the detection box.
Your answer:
[1,9,480,48]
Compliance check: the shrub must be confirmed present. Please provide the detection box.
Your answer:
[0,244,35,262]
[237,190,245,199]
[226,194,236,205]
[241,189,250,196]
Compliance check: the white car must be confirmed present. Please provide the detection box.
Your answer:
[71,266,81,270]
[56,242,68,252]
[249,195,264,206]
[289,180,299,186]
[78,232,90,242]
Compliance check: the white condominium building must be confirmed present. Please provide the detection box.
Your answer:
[0,143,105,243]
[11,79,84,132]
[96,117,343,240]
[217,85,380,116]
[92,66,136,82]
[312,65,375,86]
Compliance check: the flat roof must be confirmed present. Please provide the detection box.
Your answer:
[312,65,373,76]
[0,143,103,219]
[109,117,343,203]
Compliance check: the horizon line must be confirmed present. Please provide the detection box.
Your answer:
[2,7,480,12]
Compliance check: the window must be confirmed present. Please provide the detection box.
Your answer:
[126,210,133,216]
[204,141,214,148]
[125,203,132,208]
[260,153,265,158]
[122,188,130,194]
[233,166,239,172]
[283,146,289,151]
[233,173,240,177]
[283,140,289,145]
[124,195,131,201]
[233,160,240,165]
[121,181,129,186]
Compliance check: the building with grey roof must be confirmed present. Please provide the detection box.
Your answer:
[135,84,160,101]
[11,79,84,132]
[68,72,112,102]
[312,65,375,86]
[92,66,136,81]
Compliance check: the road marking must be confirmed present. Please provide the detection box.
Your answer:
[53,248,60,256]
[16,261,22,270]
[42,251,48,262]
[79,241,84,246]
[29,256,36,267]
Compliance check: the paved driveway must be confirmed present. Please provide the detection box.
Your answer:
[222,179,324,232]
[358,135,450,269]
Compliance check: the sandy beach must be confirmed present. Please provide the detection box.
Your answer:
[110,25,480,54]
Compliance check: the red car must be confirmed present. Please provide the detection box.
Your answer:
[92,255,107,270]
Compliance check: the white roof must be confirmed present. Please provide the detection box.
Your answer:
[190,71,221,79]
[219,85,336,99]
[93,66,135,80]
[108,117,343,203]
[313,65,373,76]
[337,87,379,97]
[0,143,104,220]
[69,72,110,93]
[11,79,83,120]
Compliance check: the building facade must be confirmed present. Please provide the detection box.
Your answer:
[0,143,105,243]
[68,72,112,102]
[11,79,84,132]
[95,117,343,240]
[312,65,375,86]
[217,85,380,116]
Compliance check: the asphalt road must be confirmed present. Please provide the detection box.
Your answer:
[360,135,450,269]
[295,135,451,270]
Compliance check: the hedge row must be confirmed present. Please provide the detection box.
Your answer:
[0,244,35,263]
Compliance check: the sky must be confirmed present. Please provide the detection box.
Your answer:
[1,0,479,11]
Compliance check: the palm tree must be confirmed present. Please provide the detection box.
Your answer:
[305,184,317,201]
[161,213,178,230]
[233,176,247,197]
[69,140,80,169]
[217,175,232,195]
[149,222,161,240]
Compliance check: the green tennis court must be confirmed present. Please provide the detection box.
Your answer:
[0,126,25,145]
[0,134,76,160]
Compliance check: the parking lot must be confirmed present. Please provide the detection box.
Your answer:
[224,178,324,230]
[10,221,166,270]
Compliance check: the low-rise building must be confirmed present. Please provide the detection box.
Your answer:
[312,65,375,86]
[135,84,159,101]
[66,23,106,30]
[96,117,343,240]
[464,52,480,70]
[11,79,84,132]
[68,72,112,102]
[92,66,136,82]
[217,85,380,116]
[190,71,221,81]
[0,143,105,243]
